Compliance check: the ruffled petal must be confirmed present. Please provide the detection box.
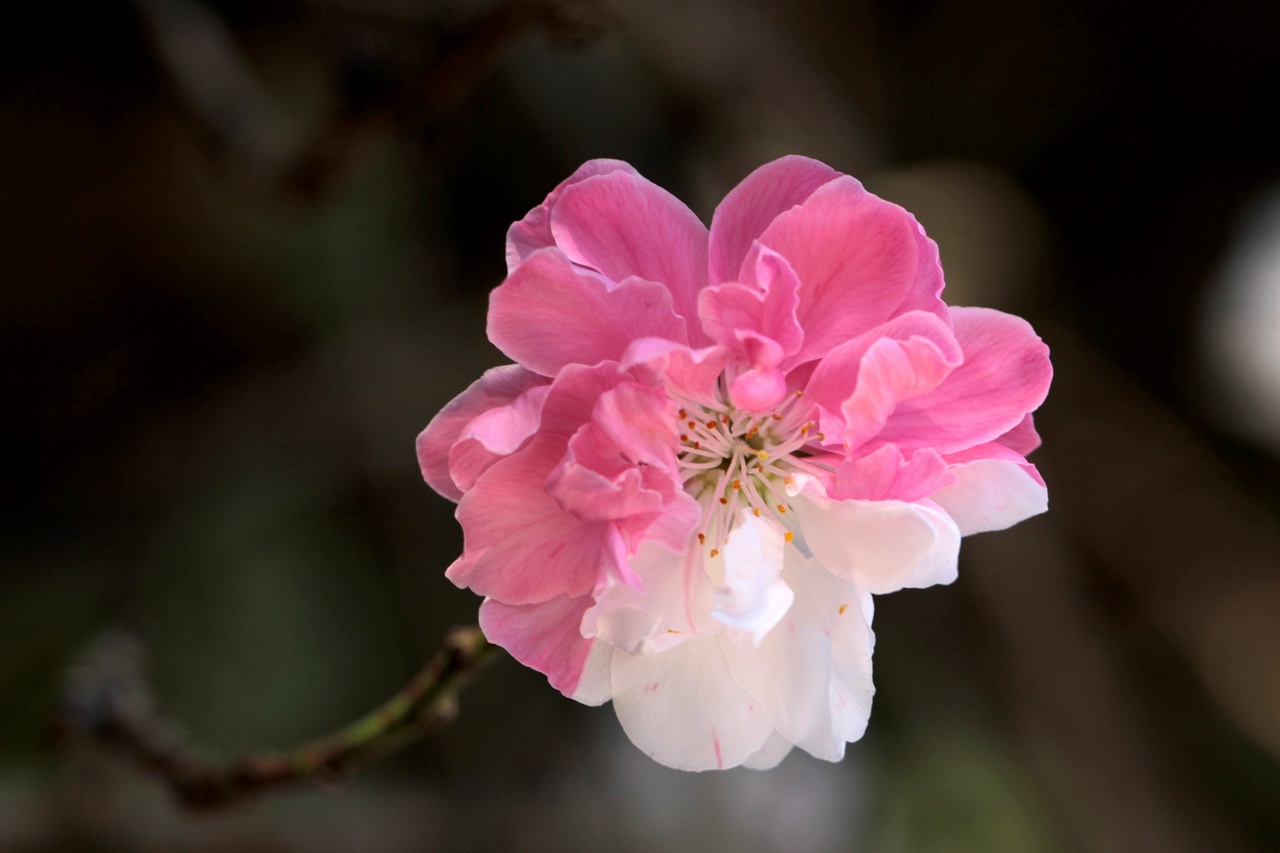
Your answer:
[611,635,773,770]
[621,338,729,408]
[829,445,955,503]
[880,307,1051,454]
[790,488,961,595]
[759,177,948,364]
[803,311,961,418]
[447,434,605,604]
[506,159,640,271]
[700,243,803,358]
[708,155,841,285]
[489,249,687,376]
[446,385,551,495]
[550,171,710,337]
[479,595,610,704]
[417,365,549,501]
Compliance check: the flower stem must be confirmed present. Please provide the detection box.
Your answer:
[55,626,502,809]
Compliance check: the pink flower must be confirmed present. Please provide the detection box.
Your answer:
[419,156,1051,770]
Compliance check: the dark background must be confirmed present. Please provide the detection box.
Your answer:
[3,1,1279,850]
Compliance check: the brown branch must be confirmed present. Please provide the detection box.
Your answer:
[54,625,502,810]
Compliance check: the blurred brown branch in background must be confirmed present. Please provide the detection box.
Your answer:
[53,626,501,810]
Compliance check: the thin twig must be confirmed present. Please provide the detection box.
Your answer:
[55,625,502,810]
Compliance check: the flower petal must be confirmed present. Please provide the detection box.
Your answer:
[447,434,605,604]
[550,171,710,336]
[791,489,961,594]
[802,311,963,450]
[506,159,640,271]
[417,365,549,501]
[583,540,716,654]
[829,445,955,503]
[611,635,773,770]
[741,731,795,770]
[489,250,687,376]
[932,443,1047,535]
[622,338,729,408]
[711,511,794,646]
[479,595,610,704]
[881,307,1051,453]
[759,177,948,364]
[723,554,874,760]
[708,155,842,285]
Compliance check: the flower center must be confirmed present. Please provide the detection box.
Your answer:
[672,390,823,557]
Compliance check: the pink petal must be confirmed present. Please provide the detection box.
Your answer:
[729,365,788,412]
[931,442,1047,535]
[708,155,841,285]
[880,307,1052,454]
[417,365,549,501]
[995,413,1043,456]
[699,243,803,362]
[479,595,610,703]
[611,635,774,770]
[538,362,628,437]
[829,445,956,503]
[622,338,729,408]
[447,385,551,495]
[506,159,640,272]
[803,311,960,411]
[759,177,948,364]
[489,249,687,377]
[547,423,666,523]
[550,172,710,338]
[802,311,963,450]
[447,434,605,604]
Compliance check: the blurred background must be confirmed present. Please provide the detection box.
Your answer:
[3,0,1279,850]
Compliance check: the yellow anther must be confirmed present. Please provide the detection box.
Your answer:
[838,603,848,615]
[732,479,742,490]
[709,548,720,558]
[776,504,787,514]
[753,508,761,517]
[784,531,794,542]
[756,450,769,460]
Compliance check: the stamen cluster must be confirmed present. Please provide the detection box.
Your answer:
[673,391,822,556]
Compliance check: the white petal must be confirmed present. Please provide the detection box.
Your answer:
[930,459,1047,535]
[571,637,614,706]
[791,490,961,594]
[583,542,715,655]
[611,636,773,771]
[723,552,873,761]
[711,510,794,646]
[741,731,795,770]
